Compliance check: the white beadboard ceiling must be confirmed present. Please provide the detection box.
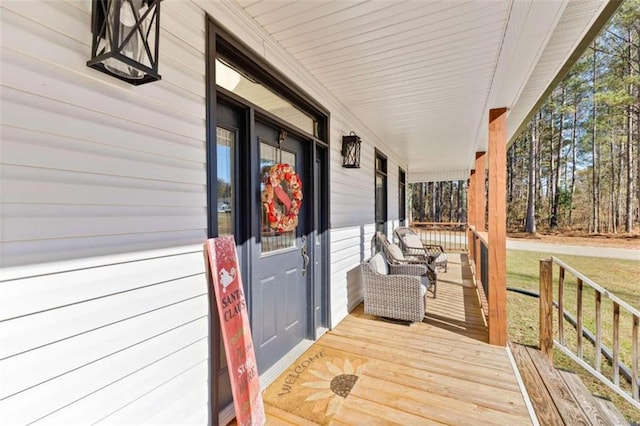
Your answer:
[232,0,618,182]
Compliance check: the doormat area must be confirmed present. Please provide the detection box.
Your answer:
[262,344,368,424]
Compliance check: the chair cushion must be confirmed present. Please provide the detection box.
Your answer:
[420,283,427,297]
[420,276,431,290]
[369,252,388,275]
[403,234,424,249]
[434,253,447,263]
[387,243,405,261]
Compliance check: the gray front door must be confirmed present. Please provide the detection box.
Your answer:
[251,120,309,373]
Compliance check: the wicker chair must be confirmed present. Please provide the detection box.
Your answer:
[374,232,437,298]
[394,226,448,272]
[361,252,430,323]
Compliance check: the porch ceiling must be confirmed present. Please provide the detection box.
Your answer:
[233,0,618,182]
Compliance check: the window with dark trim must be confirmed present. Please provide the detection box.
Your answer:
[375,150,387,233]
[216,58,318,136]
[399,168,406,226]
[213,33,328,142]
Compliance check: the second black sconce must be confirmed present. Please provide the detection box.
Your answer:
[341,131,361,168]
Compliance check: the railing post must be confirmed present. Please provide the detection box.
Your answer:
[577,278,584,358]
[613,302,620,386]
[558,266,565,346]
[595,291,602,372]
[539,258,554,362]
[633,315,639,401]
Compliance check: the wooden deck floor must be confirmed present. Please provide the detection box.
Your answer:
[261,254,533,425]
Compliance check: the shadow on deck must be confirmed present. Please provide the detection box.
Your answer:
[423,253,488,342]
[259,253,533,425]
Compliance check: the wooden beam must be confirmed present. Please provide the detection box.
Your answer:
[576,279,584,358]
[468,171,476,259]
[595,291,602,372]
[633,315,639,400]
[558,267,565,346]
[613,302,620,386]
[539,259,554,362]
[474,152,486,231]
[488,108,507,346]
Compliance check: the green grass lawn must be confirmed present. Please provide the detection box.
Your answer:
[507,250,640,423]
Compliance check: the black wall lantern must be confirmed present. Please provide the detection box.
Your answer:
[87,0,161,85]
[341,131,361,168]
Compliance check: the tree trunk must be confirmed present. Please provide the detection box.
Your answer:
[626,109,634,232]
[551,86,565,228]
[592,42,600,234]
[637,28,640,227]
[507,141,518,229]
[447,181,455,222]
[569,100,578,227]
[626,29,634,232]
[525,120,537,234]
[508,144,514,204]
[535,110,542,226]
[433,182,438,221]
[459,181,464,223]
[418,182,424,222]
[637,80,640,227]
[436,182,441,222]
[610,123,617,233]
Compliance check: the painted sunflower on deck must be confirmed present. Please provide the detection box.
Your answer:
[302,358,367,416]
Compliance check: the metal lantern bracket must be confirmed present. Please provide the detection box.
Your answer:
[87,0,162,86]
[277,129,287,164]
[341,131,361,168]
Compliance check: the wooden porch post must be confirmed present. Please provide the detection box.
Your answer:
[539,258,554,361]
[474,152,486,231]
[468,171,476,258]
[488,108,507,346]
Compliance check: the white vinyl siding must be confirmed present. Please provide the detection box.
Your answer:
[0,247,208,424]
[327,119,405,327]
[1,0,210,423]
[1,0,207,267]
[0,0,407,422]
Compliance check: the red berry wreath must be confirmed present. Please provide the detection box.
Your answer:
[262,163,303,233]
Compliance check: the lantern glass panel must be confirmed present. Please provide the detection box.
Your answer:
[101,0,155,80]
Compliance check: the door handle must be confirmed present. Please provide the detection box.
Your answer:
[301,236,310,276]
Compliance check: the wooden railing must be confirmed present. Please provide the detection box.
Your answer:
[468,226,489,319]
[410,222,468,252]
[467,224,507,346]
[539,257,640,410]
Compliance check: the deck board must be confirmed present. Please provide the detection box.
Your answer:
[265,405,319,425]
[330,321,511,371]
[260,254,532,425]
[363,359,529,415]
[350,375,530,425]
[509,343,564,425]
[335,396,444,425]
